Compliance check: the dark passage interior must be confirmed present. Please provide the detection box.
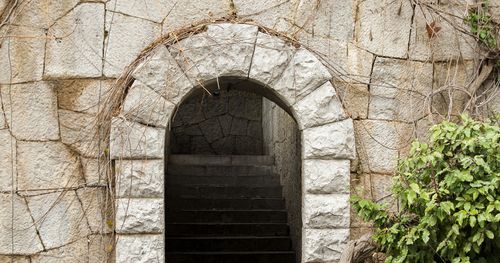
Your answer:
[165,80,301,263]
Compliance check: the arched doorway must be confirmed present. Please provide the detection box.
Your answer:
[110,23,355,263]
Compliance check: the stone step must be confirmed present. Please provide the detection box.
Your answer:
[167,186,282,199]
[167,198,285,210]
[168,154,274,166]
[165,236,291,252]
[167,175,280,187]
[165,251,295,263]
[166,210,288,223]
[166,223,290,237]
[167,164,272,177]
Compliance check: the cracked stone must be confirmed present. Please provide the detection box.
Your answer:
[110,118,165,159]
[59,110,103,158]
[56,79,113,114]
[303,228,349,263]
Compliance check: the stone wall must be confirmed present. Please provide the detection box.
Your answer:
[170,88,263,155]
[262,98,302,261]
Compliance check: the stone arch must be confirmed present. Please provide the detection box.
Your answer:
[110,23,355,263]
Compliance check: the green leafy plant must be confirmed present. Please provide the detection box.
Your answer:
[352,115,500,263]
[464,1,497,49]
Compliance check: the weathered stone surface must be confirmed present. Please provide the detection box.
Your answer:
[110,118,165,159]
[59,110,101,158]
[45,3,105,78]
[0,130,16,191]
[26,191,90,249]
[77,187,111,234]
[304,159,350,194]
[491,0,500,24]
[357,0,413,58]
[8,0,79,29]
[31,235,110,263]
[104,12,161,77]
[160,0,228,32]
[0,194,44,254]
[249,32,294,85]
[116,160,163,198]
[303,119,356,160]
[303,194,350,228]
[338,83,369,119]
[293,81,345,129]
[303,228,349,263]
[0,82,59,141]
[271,48,332,105]
[115,234,164,263]
[0,26,45,84]
[169,23,258,82]
[0,107,5,129]
[0,256,30,263]
[369,57,433,122]
[131,45,193,104]
[17,141,83,190]
[122,80,175,128]
[116,198,163,233]
[106,0,170,23]
[232,0,290,31]
[409,4,478,61]
[56,79,113,114]
[346,43,374,84]
[199,118,223,143]
[229,118,248,136]
[355,120,413,174]
[81,158,106,186]
[88,234,112,263]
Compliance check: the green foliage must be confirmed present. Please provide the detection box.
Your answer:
[352,115,500,263]
[464,1,497,49]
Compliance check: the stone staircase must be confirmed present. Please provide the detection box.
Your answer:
[165,155,296,263]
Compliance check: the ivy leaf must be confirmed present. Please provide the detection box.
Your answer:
[422,229,430,244]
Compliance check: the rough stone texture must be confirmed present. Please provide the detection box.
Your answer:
[45,3,105,78]
[356,0,413,58]
[0,130,16,191]
[171,88,263,155]
[123,81,175,128]
[233,0,291,31]
[0,26,46,84]
[116,198,163,234]
[104,12,161,77]
[303,228,349,263]
[0,82,60,141]
[346,43,374,84]
[491,0,500,24]
[355,120,414,174]
[369,57,433,122]
[7,0,79,29]
[17,141,83,190]
[110,118,165,159]
[0,194,44,254]
[81,158,106,186]
[77,187,111,234]
[270,48,332,105]
[303,194,350,229]
[115,234,164,263]
[59,110,101,158]
[409,3,478,61]
[161,0,228,32]
[0,256,30,263]
[26,191,90,249]
[56,79,113,114]
[0,106,5,129]
[31,235,111,263]
[304,159,350,194]
[106,0,170,23]
[131,45,193,104]
[338,83,369,119]
[293,81,345,129]
[169,23,259,82]
[249,32,295,85]
[303,119,356,160]
[116,160,163,198]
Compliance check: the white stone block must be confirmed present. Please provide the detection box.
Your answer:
[0,194,44,254]
[45,3,105,78]
[303,194,350,229]
[116,234,164,263]
[26,191,90,249]
[110,118,165,159]
[356,0,413,58]
[346,43,374,84]
[303,228,349,263]
[106,0,170,23]
[122,81,175,128]
[17,141,83,190]
[56,79,113,114]
[0,82,60,141]
[104,12,161,77]
[169,23,258,83]
[59,110,102,158]
[76,187,111,234]
[81,158,107,186]
[303,119,356,160]
[304,159,350,194]
[293,81,346,129]
[116,198,163,234]
[116,160,164,198]
[271,48,332,105]
[131,45,193,104]
[0,130,16,191]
